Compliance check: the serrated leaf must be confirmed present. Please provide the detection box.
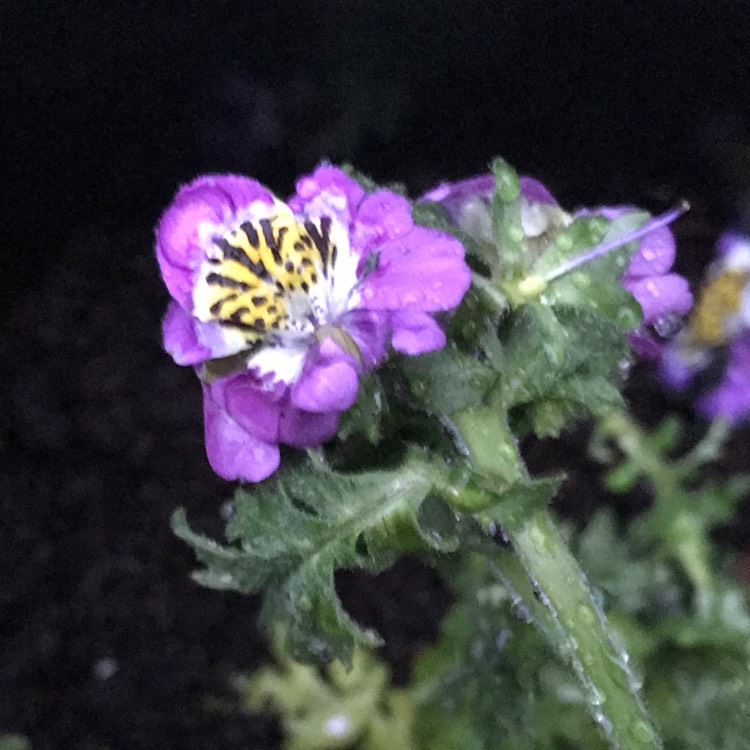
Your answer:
[471,475,564,529]
[173,452,449,666]
[337,371,389,445]
[400,346,497,417]
[491,158,525,275]
[499,304,629,412]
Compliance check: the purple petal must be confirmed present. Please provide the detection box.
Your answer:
[420,175,494,223]
[202,381,280,482]
[627,330,664,360]
[660,344,703,390]
[622,273,693,325]
[341,308,389,369]
[288,164,365,225]
[358,227,470,312]
[351,190,414,258]
[279,405,340,448]
[715,231,750,259]
[162,301,213,365]
[519,176,558,206]
[162,302,250,365]
[156,175,275,308]
[291,341,360,413]
[625,225,676,278]
[220,376,282,444]
[697,335,750,423]
[390,310,446,354]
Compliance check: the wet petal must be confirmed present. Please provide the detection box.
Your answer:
[202,381,280,482]
[279,405,340,447]
[351,190,413,258]
[390,310,446,354]
[622,273,693,324]
[221,376,282,444]
[162,301,213,365]
[288,164,365,226]
[341,309,389,368]
[291,346,360,413]
[625,225,676,278]
[358,227,470,312]
[156,175,275,308]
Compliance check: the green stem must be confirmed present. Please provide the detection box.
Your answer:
[449,407,663,750]
[597,411,718,616]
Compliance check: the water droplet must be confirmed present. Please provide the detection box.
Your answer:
[324,714,352,738]
[528,525,550,554]
[630,720,654,743]
[410,379,427,396]
[652,312,684,339]
[589,686,607,706]
[641,248,656,261]
[556,234,574,251]
[592,709,613,734]
[577,604,595,625]
[508,223,525,243]
[297,595,313,612]
[510,597,534,623]
[572,272,590,288]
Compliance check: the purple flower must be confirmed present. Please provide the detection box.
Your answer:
[156,165,471,481]
[661,231,750,423]
[695,333,750,424]
[422,174,693,357]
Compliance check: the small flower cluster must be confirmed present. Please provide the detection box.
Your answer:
[661,231,750,424]
[422,174,693,358]
[156,166,471,481]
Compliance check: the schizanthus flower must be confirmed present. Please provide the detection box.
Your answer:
[157,166,471,481]
[661,231,750,424]
[422,174,693,358]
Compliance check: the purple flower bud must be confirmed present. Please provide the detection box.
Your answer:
[421,173,693,358]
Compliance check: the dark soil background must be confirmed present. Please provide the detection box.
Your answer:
[2,3,750,748]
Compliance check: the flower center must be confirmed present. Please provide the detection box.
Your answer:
[194,207,361,384]
[193,209,339,338]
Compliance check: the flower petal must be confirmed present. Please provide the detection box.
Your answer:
[202,381,280,482]
[358,227,470,312]
[288,164,365,226]
[390,310,446,355]
[351,190,413,258]
[156,175,275,308]
[221,376,282,444]
[341,308,389,368]
[520,176,558,206]
[625,225,676,278]
[279,406,340,447]
[622,273,693,325]
[697,334,750,424]
[162,301,213,365]
[291,339,360,413]
[420,175,494,223]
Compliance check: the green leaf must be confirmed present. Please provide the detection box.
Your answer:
[173,452,448,666]
[399,345,497,417]
[337,371,389,445]
[491,158,525,275]
[498,304,628,416]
